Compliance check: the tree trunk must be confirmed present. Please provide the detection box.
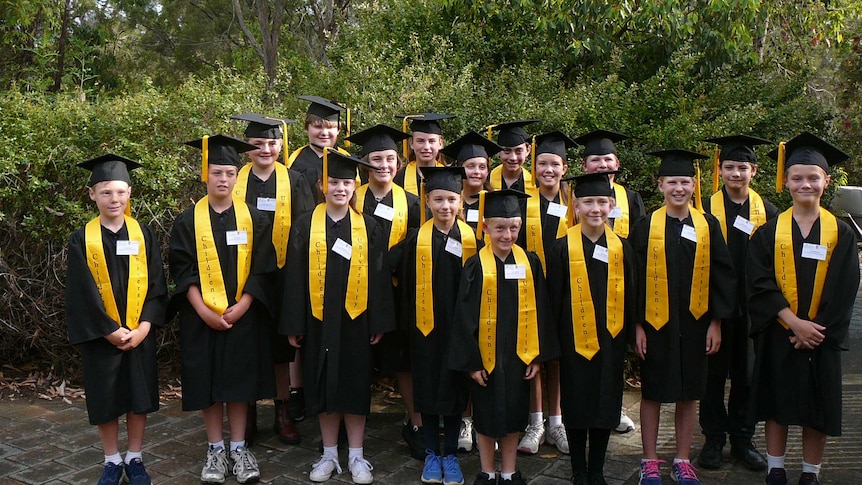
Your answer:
[53,0,73,92]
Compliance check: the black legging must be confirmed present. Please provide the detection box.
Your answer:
[422,414,462,456]
[567,427,611,475]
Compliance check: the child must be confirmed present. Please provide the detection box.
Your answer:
[450,189,559,485]
[169,135,276,484]
[280,149,396,484]
[631,149,736,485]
[487,120,537,192]
[346,123,426,459]
[66,154,167,485]
[747,132,859,485]
[439,131,501,236]
[392,166,477,485]
[547,172,636,485]
[394,112,454,196]
[517,131,576,456]
[698,134,778,471]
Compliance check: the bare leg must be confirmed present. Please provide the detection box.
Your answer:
[499,432,520,474]
[319,413,344,448]
[344,414,367,448]
[528,368,543,414]
[801,427,826,465]
[226,402,248,443]
[290,350,304,387]
[397,371,422,427]
[477,433,497,474]
[640,399,661,459]
[765,419,788,457]
[202,403,224,444]
[98,419,120,455]
[674,400,697,460]
[126,412,147,452]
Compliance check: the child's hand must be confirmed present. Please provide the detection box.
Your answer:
[370,333,383,345]
[105,327,130,348]
[706,319,721,355]
[223,294,253,324]
[787,319,825,350]
[118,321,151,351]
[634,322,647,360]
[288,335,303,348]
[202,308,232,331]
[523,363,540,380]
[470,369,488,387]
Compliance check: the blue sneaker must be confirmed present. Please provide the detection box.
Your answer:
[639,459,664,485]
[670,461,700,485]
[421,451,443,484]
[442,454,464,485]
[124,458,152,485]
[97,462,124,485]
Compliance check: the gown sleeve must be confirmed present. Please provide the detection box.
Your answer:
[65,229,123,345]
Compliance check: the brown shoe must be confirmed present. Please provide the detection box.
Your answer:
[273,399,301,444]
[245,402,258,446]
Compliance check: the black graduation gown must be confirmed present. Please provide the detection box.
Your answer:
[393,164,422,193]
[279,210,396,416]
[449,250,559,438]
[392,223,472,416]
[547,231,636,429]
[608,186,646,236]
[462,198,481,233]
[168,203,276,411]
[631,212,736,402]
[241,168,316,363]
[290,146,325,203]
[746,215,859,436]
[66,222,168,425]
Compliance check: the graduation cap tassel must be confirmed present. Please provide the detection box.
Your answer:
[476,190,486,239]
[344,109,352,148]
[712,145,721,193]
[419,178,427,224]
[776,142,786,193]
[402,116,410,160]
[322,147,329,194]
[567,182,575,227]
[530,135,537,185]
[281,120,289,160]
[201,135,209,182]
[694,161,704,212]
[486,125,496,141]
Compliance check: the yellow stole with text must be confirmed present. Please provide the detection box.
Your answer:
[355,184,409,249]
[525,193,569,273]
[234,163,292,268]
[611,183,631,238]
[710,188,767,241]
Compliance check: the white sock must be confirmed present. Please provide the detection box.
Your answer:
[548,415,563,428]
[481,471,496,479]
[802,461,821,476]
[462,416,473,424]
[672,458,690,465]
[229,440,245,452]
[323,445,339,460]
[500,471,514,480]
[209,441,225,451]
[348,447,363,462]
[530,412,544,426]
[105,453,122,465]
[124,450,142,464]
[766,453,786,473]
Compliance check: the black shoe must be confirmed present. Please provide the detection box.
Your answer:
[402,421,426,460]
[587,471,608,485]
[124,458,152,485]
[571,470,589,485]
[289,387,305,421]
[765,467,788,485]
[798,472,820,485]
[97,462,124,485]
[697,435,724,470]
[473,472,497,485]
[499,471,526,485]
[730,437,767,471]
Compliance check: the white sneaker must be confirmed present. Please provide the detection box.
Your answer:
[310,454,342,482]
[201,447,229,484]
[348,456,374,484]
[615,410,635,433]
[458,417,474,452]
[229,447,260,484]
[516,420,545,454]
[545,423,569,454]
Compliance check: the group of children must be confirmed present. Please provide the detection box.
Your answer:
[65,95,858,485]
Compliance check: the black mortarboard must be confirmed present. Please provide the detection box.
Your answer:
[185,134,257,181]
[568,171,617,198]
[649,149,708,177]
[441,131,503,164]
[489,120,538,148]
[396,113,455,135]
[574,129,629,157]
[535,131,579,159]
[481,188,530,218]
[77,153,141,186]
[767,131,849,171]
[703,134,772,164]
[345,124,410,157]
[421,166,466,194]
[231,113,295,139]
[321,147,377,182]
[298,95,346,121]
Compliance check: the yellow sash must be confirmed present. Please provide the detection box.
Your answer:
[194,197,254,314]
[233,163,293,268]
[490,165,532,191]
[525,193,569,273]
[415,219,477,335]
[355,184,409,249]
[567,225,625,359]
[611,183,631,238]
[774,208,838,329]
[645,208,710,329]
[709,188,767,241]
[400,161,444,196]
[308,205,369,320]
[85,216,148,330]
[478,245,540,373]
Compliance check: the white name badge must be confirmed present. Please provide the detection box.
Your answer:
[681,224,698,242]
[593,245,609,263]
[256,197,277,212]
[466,209,479,223]
[445,237,463,257]
[608,206,623,219]
[504,264,527,280]
[373,203,395,221]
[116,240,139,256]
[801,243,827,261]
[226,230,248,246]
[332,238,353,260]
[547,202,568,218]
[733,215,755,235]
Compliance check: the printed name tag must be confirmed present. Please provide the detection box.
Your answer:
[332,238,353,260]
[116,240,139,256]
[466,209,479,222]
[801,243,827,261]
[681,225,697,242]
[373,203,395,221]
[547,202,568,218]
[593,245,609,263]
[445,237,463,257]
[608,206,623,219]
[733,215,755,235]
[256,197,277,211]
[226,230,248,246]
[504,264,526,280]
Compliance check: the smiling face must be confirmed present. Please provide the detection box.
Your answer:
[325,177,356,209]
[89,180,131,219]
[499,143,530,177]
[462,157,489,191]
[657,176,694,211]
[366,149,399,186]
[784,164,830,207]
[484,216,522,255]
[410,131,444,165]
[425,189,461,225]
[205,164,238,201]
[247,137,282,168]
[535,153,567,192]
[720,160,757,191]
[575,196,614,230]
[305,118,340,149]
